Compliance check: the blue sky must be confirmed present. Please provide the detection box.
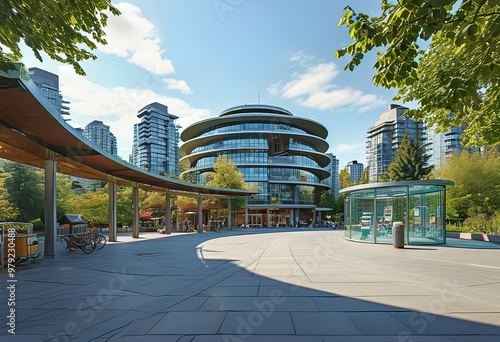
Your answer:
[21,0,401,169]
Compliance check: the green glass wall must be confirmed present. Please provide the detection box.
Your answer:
[344,184,446,245]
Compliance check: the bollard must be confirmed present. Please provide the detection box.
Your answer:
[393,222,405,248]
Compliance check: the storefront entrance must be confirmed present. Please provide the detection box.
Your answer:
[248,214,262,227]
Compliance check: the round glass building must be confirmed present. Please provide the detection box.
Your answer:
[339,180,454,245]
[179,104,331,227]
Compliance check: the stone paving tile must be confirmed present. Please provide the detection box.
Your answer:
[108,335,183,342]
[445,312,500,327]
[107,312,167,339]
[148,312,228,335]
[258,285,339,297]
[1,230,499,341]
[391,311,500,335]
[200,286,259,297]
[162,296,209,312]
[312,297,408,312]
[322,336,500,342]
[215,277,261,287]
[192,335,323,342]
[291,312,362,335]
[303,283,366,297]
[200,296,319,312]
[218,312,295,335]
[352,282,442,296]
[95,295,170,311]
[348,312,417,334]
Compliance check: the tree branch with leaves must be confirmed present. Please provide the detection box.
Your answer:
[336,0,500,147]
[0,0,120,75]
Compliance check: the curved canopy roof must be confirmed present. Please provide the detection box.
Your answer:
[180,113,328,141]
[339,180,455,195]
[0,64,256,198]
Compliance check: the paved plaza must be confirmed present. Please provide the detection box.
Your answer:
[1,229,499,341]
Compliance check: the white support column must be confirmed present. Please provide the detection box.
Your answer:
[266,207,270,228]
[244,208,248,227]
[132,186,139,238]
[290,209,294,228]
[44,151,57,257]
[198,195,203,233]
[227,197,232,231]
[165,193,171,234]
[108,179,117,242]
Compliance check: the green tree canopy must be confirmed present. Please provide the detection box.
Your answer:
[319,191,335,212]
[205,155,247,211]
[142,192,166,211]
[0,170,19,221]
[359,166,370,184]
[437,148,500,222]
[338,168,352,189]
[56,173,77,219]
[387,132,432,180]
[0,160,44,222]
[0,0,120,75]
[73,189,109,226]
[336,0,500,147]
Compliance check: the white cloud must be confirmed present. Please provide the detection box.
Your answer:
[99,2,175,75]
[335,143,365,153]
[281,63,339,99]
[163,78,193,94]
[289,50,315,66]
[268,53,385,112]
[58,66,210,158]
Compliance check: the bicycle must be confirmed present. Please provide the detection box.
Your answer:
[59,232,97,254]
[87,228,107,250]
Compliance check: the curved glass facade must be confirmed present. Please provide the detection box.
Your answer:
[340,180,454,245]
[198,122,310,137]
[179,104,331,227]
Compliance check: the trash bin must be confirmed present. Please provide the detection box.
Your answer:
[393,222,405,248]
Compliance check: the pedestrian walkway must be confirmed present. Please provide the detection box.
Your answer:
[1,229,499,341]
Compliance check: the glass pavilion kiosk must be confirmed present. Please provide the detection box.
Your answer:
[340,180,454,245]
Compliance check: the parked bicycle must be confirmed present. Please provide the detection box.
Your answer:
[87,228,107,250]
[59,232,97,254]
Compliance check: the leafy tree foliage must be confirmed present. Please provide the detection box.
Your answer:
[378,172,391,182]
[359,166,370,184]
[437,149,500,223]
[336,0,500,146]
[387,132,432,180]
[0,160,44,222]
[141,192,165,211]
[338,168,353,189]
[86,180,107,193]
[73,189,109,225]
[205,155,247,211]
[0,170,19,221]
[56,174,77,219]
[319,191,335,213]
[318,191,345,222]
[0,1,120,75]
[116,186,134,227]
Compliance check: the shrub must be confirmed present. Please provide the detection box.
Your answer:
[31,218,45,232]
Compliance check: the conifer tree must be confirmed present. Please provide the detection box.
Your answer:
[388,132,432,181]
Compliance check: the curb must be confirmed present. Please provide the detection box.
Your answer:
[446,231,500,243]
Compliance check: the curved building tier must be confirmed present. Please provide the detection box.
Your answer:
[179,104,331,227]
